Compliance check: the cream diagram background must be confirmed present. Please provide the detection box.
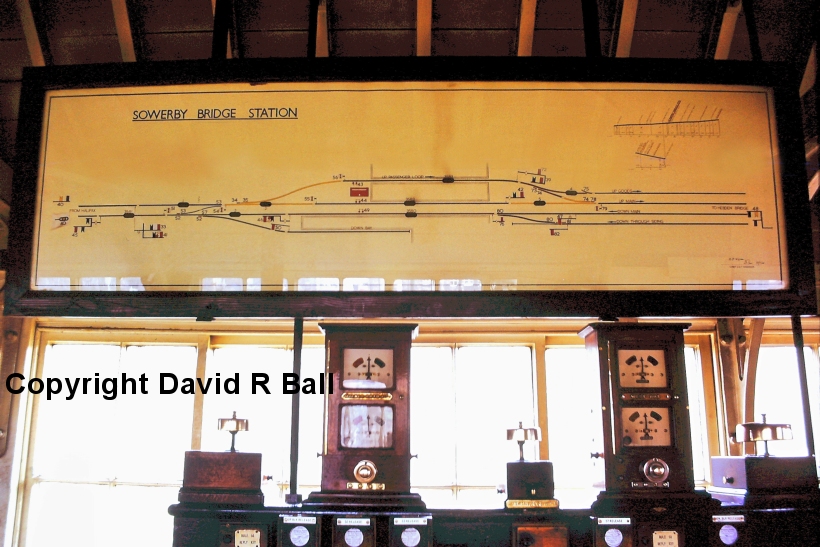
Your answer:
[32,81,786,291]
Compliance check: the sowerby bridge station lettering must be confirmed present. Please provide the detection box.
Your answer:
[131,107,298,120]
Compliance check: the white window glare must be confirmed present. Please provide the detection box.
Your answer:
[393,279,435,291]
[297,278,340,291]
[410,345,535,509]
[545,347,605,508]
[37,277,71,291]
[754,347,820,463]
[282,279,288,291]
[246,278,262,291]
[201,277,243,291]
[746,280,785,290]
[343,278,385,291]
[489,280,517,290]
[120,277,145,291]
[80,277,117,291]
[683,346,710,483]
[438,279,482,291]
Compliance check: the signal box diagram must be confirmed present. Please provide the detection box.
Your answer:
[31,81,786,292]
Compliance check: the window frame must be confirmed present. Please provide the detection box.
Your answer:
[7,318,725,545]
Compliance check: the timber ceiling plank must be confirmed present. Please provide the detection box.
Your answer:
[0,120,16,166]
[127,0,213,60]
[240,31,310,58]
[532,0,585,56]
[628,0,717,58]
[330,30,415,56]
[433,0,519,29]
[0,39,30,80]
[1,1,26,39]
[431,0,519,55]
[234,1,310,57]
[327,0,415,56]
[749,0,814,63]
[328,0,415,29]
[432,29,517,56]
[38,0,120,64]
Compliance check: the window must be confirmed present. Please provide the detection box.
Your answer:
[23,343,196,547]
[754,346,820,472]
[410,345,537,508]
[683,346,711,483]
[8,321,723,546]
[545,347,605,508]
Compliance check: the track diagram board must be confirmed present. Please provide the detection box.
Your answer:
[32,81,786,291]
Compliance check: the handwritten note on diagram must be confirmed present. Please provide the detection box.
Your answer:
[32,81,786,291]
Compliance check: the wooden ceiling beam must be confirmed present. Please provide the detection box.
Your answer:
[740,0,762,61]
[211,0,233,59]
[110,0,137,62]
[580,0,601,57]
[615,0,639,57]
[517,0,537,56]
[713,0,742,60]
[800,43,816,97]
[417,0,432,56]
[316,0,329,57]
[14,0,45,67]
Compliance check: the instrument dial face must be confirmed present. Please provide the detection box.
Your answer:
[604,528,624,547]
[401,528,421,547]
[617,349,667,388]
[344,528,364,547]
[340,404,394,448]
[719,525,738,545]
[289,526,310,547]
[343,348,394,389]
[620,407,672,447]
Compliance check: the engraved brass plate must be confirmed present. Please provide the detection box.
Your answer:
[621,393,672,401]
[342,392,393,401]
[505,499,560,509]
[346,482,386,490]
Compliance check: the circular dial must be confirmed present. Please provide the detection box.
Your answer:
[719,525,739,545]
[617,349,667,388]
[344,528,364,547]
[620,407,672,447]
[401,528,421,547]
[343,348,394,389]
[289,526,310,547]
[604,528,624,547]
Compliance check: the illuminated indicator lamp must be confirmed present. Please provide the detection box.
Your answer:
[218,411,249,452]
[735,414,792,456]
[507,421,541,461]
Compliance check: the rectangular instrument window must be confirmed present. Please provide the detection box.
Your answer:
[617,349,668,388]
[343,348,394,389]
[620,407,672,447]
[340,405,394,448]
